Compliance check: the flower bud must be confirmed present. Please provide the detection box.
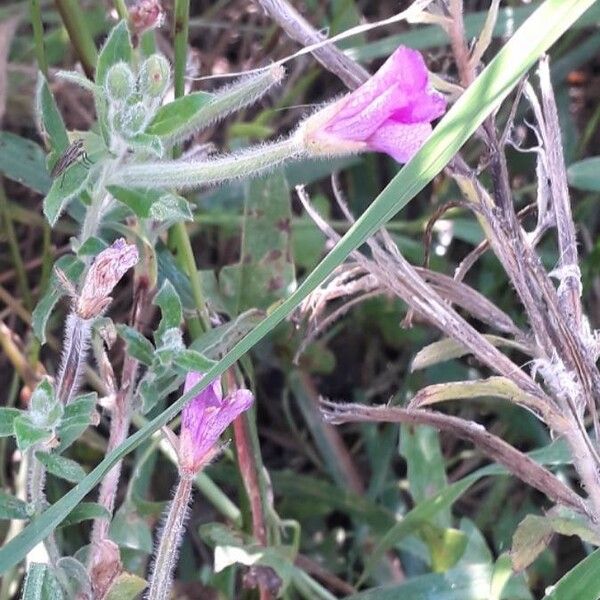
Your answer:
[138,54,170,99]
[105,62,135,103]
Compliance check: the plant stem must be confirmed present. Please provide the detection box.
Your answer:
[0,184,32,310]
[88,278,150,573]
[26,448,60,565]
[110,136,305,189]
[173,0,190,102]
[54,0,98,79]
[30,0,48,77]
[171,223,207,337]
[112,0,128,20]
[146,475,193,600]
[167,0,210,339]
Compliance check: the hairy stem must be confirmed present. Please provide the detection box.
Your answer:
[110,136,305,190]
[146,475,193,600]
[88,279,150,576]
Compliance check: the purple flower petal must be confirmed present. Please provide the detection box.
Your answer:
[301,45,447,163]
[178,372,254,475]
[367,121,433,163]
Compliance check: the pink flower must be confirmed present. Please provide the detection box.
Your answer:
[178,372,253,476]
[300,46,446,163]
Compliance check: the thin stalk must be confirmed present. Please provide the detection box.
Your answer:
[26,448,60,565]
[173,0,189,102]
[168,0,210,339]
[0,184,32,310]
[110,136,305,189]
[88,279,149,574]
[30,0,48,77]
[54,0,98,79]
[112,0,127,20]
[228,370,273,600]
[171,223,208,336]
[146,475,193,600]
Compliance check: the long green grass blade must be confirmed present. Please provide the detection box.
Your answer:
[0,0,594,574]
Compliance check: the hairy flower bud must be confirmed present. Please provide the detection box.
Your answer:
[105,62,135,102]
[76,238,138,319]
[138,54,171,99]
[178,372,253,477]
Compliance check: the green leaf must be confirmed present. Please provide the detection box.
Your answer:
[76,235,108,257]
[29,378,58,427]
[35,74,69,153]
[22,563,65,600]
[154,279,183,342]
[127,132,164,157]
[149,192,192,222]
[110,186,192,222]
[511,510,600,571]
[0,0,591,572]
[109,503,153,553]
[220,170,295,313]
[13,416,52,452]
[96,21,132,86]
[0,490,29,520]
[56,557,91,598]
[542,548,600,599]
[59,502,110,528]
[32,255,84,344]
[567,157,600,192]
[345,563,529,600]
[104,572,147,600]
[420,524,468,572]
[138,369,181,414]
[411,335,527,370]
[172,348,217,373]
[43,161,92,226]
[147,91,213,138]
[35,452,86,483]
[400,425,449,526]
[56,393,97,453]
[117,325,155,365]
[0,132,52,194]
[0,407,21,437]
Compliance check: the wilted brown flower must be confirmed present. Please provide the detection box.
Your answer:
[76,238,138,319]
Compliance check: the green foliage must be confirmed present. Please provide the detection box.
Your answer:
[0,490,30,520]
[0,132,52,194]
[35,452,87,483]
[4,2,600,599]
[219,170,296,314]
[146,92,214,137]
[0,407,21,437]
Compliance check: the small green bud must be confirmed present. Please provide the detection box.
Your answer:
[105,62,135,102]
[138,54,171,98]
